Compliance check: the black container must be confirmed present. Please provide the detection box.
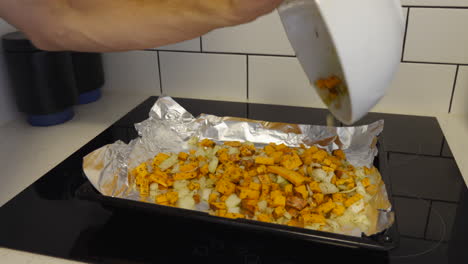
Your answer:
[76,140,399,251]
[71,52,105,104]
[2,31,77,126]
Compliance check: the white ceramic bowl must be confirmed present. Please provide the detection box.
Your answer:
[279,0,405,124]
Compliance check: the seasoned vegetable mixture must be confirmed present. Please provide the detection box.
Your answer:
[315,75,348,108]
[129,139,380,233]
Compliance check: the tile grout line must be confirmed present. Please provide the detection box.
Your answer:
[402,60,468,66]
[156,50,163,95]
[448,65,460,113]
[401,8,410,62]
[200,37,203,52]
[246,55,249,100]
[402,5,468,9]
[145,49,296,58]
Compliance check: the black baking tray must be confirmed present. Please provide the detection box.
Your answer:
[76,140,399,251]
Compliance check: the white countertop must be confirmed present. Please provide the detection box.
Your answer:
[1,92,467,263]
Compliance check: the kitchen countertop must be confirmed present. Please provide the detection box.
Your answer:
[1,92,467,263]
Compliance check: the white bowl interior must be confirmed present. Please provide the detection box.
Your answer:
[279,0,404,124]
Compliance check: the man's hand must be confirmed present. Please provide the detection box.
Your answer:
[0,0,283,52]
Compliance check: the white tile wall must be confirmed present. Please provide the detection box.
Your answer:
[0,20,18,127]
[373,63,457,115]
[159,52,247,101]
[248,56,324,108]
[203,11,294,55]
[451,66,468,114]
[3,4,468,125]
[401,0,468,6]
[156,37,201,52]
[403,8,409,25]
[404,8,468,64]
[102,51,160,95]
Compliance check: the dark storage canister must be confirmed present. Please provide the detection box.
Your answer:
[2,31,77,126]
[71,52,104,104]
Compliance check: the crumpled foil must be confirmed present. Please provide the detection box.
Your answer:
[83,96,393,237]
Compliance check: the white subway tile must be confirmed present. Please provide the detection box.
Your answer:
[156,38,200,52]
[203,11,294,55]
[372,63,457,115]
[401,0,468,6]
[102,51,160,95]
[404,8,468,64]
[248,56,324,108]
[451,66,468,114]
[159,52,247,101]
[0,19,18,126]
[403,8,409,26]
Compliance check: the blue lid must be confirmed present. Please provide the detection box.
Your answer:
[28,108,74,127]
[78,88,101,105]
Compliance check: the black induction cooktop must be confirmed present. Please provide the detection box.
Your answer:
[1,97,467,264]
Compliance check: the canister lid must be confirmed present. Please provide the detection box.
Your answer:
[2,31,40,52]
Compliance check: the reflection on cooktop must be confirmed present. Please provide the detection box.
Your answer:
[1,97,467,264]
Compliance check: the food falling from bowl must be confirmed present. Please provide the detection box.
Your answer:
[315,75,348,111]
[315,75,349,127]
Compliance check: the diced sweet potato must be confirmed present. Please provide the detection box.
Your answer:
[284,184,293,195]
[178,152,189,161]
[193,194,201,204]
[308,181,322,193]
[267,166,307,186]
[271,195,286,207]
[280,153,303,170]
[311,150,328,163]
[249,182,262,191]
[286,196,308,211]
[224,141,242,147]
[332,193,345,203]
[302,213,326,224]
[210,202,227,210]
[152,153,170,167]
[287,208,300,218]
[255,156,275,165]
[332,149,346,160]
[225,213,245,219]
[294,185,308,199]
[257,214,272,222]
[286,219,304,228]
[188,182,200,191]
[361,178,371,188]
[270,151,283,164]
[264,145,275,155]
[344,193,363,207]
[332,204,345,216]
[240,145,255,157]
[316,200,335,215]
[241,199,258,215]
[173,171,198,180]
[200,139,215,147]
[216,179,236,196]
[258,174,271,185]
[273,206,286,218]
[260,184,270,200]
[366,184,378,195]
[209,193,218,203]
[257,165,267,174]
[313,193,324,205]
